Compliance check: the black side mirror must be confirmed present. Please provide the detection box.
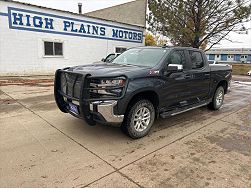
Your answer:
[101,58,105,62]
[167,64,183,72]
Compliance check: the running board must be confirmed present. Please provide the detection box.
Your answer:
[160,102,209,118]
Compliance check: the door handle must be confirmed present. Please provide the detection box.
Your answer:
[184,75,191,79]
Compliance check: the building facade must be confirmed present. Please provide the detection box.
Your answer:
[0,0,145,75]
[206,48,251,63]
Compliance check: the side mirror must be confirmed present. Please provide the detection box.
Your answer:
[101,58,105,62]
[167,64,183,72]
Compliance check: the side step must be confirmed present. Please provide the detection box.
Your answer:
[160,101,209,118]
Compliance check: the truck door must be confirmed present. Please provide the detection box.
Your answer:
[185,50,210,102]
[161,50,193,109]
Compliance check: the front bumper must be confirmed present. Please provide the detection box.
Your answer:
[90,100,124,124]
[54,69,125,125]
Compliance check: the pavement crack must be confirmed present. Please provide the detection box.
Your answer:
[2,89,248,188]
[1,90,142,188]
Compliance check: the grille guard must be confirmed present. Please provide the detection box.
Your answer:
[54,68,127,125]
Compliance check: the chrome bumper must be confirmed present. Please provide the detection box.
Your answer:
[90,100,124,123]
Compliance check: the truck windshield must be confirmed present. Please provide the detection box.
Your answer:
[112,48,169,67]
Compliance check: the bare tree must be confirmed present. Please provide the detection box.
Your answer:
[148,0,251,50]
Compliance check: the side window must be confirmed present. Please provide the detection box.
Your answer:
[167,50,185,65]
[115,47,127,53]
[189,51,204,69]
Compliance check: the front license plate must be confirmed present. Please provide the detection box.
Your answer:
[69,103,79,114]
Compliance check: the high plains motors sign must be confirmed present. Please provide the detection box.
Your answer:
[7,7,143,43]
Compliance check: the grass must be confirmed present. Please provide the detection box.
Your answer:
[231,64,251,75]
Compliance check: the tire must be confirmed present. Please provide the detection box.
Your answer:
[121,99,155,139]
[208,86,224,110]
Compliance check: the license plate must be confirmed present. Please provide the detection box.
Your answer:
[69,103,79,114]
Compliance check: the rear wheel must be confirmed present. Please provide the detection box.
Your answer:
[121,99,155,139]
[208,86,224,110]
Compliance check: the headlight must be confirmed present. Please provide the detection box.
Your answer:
[90,77,126,97]
[100,77,126,87]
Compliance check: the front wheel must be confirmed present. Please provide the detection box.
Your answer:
[208,86,224,110]
[121,100,155,139]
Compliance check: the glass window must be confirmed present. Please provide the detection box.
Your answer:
[54,42,63,55]
[112,48,169,67]
[167,50,185,65]
[115,47,127,53]
[105,54,116,62]
[44,41,63,56]
[44,42,53,56]
[189,51,204,69]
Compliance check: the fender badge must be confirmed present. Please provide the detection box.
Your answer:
[149,70,160,75]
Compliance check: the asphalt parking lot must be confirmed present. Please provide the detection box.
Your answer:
[0,75,251,188]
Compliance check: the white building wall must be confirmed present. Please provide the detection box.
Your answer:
[227,55,234,61]
[0,1,144,75]
[215,54,221,61]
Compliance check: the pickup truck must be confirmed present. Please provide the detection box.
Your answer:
[54,46,232,139]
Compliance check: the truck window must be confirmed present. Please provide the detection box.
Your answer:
[112,48,169,67]
[189,51,204,69]
[167,50,186,67]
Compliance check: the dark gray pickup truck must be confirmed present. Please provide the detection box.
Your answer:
[54,46,232,138]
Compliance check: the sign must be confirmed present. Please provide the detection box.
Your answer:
[7,7,143,43]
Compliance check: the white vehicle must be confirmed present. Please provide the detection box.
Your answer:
[248,70,251,76]
[208,60,218,64]
[208,60,232,69]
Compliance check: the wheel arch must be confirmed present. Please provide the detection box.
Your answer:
[216,80,228,94]
[125,89,160,117]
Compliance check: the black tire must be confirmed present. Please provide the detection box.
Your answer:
[208,86,224,110]
[121,99,155,139]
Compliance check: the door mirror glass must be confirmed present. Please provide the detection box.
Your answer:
[167,64,183,72]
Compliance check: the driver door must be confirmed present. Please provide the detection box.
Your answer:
[161,50,193,109]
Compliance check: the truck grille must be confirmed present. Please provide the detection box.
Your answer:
[57,70,126,102]
[60,72,83,99]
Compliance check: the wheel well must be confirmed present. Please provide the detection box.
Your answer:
[216,80,228,93]
[126,90,159,113]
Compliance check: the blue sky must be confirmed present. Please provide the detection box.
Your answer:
[14,0,251,48]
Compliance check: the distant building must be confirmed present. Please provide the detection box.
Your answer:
[205,48,251,63]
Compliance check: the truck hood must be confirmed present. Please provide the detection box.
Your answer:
[68,63,151,77]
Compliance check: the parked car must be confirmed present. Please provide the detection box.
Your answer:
[208,60,218,64]
[208,60,232,69]
[248,70,251,76]
[93,53,121,64]
[102,53,121,63]
[54,46,232,139]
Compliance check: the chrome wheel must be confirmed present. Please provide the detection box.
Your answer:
[216,91,223,106]
[133,107,151,132]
